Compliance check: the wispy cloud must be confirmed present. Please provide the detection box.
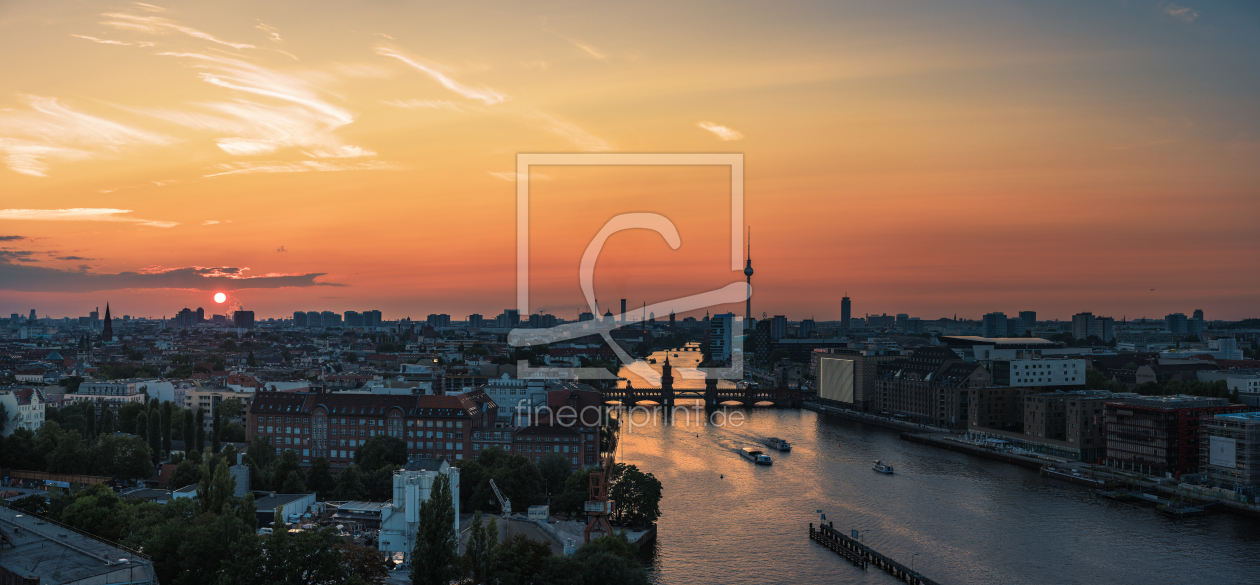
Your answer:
[276,245,287,252]
[568,39,607,60]
[0,208,178,228]
[1164,3,1199,23]
[71,34,154,47]
[0,261,342,292]
[489,171,551,181]
[203,160,403,178]
[0,236,26,241]
[203,220,220,225]
[384,99,464,111]
[55,256,95,261]
[0,96,170,176]
[100,11,255,49]
[145,51,370,158]
[523,109,611,151]
[697,121,744,141]
[256,22,281,42]
[376,47,507,105]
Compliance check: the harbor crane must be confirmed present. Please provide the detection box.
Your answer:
[489,479,511,518]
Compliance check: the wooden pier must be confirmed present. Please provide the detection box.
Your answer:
[809,522,941,585]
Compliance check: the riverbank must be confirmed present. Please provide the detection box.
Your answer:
[802,401,953,434]
[899,432,1260,520]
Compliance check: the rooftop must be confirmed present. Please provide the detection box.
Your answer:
[0,507,155,584]
[1214,412,1260,421]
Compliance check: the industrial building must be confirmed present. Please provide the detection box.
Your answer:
[0,506,156,585]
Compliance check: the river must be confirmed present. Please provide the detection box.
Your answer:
[616,405,1260,585]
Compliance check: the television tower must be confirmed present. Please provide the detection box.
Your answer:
[744,227,754,323]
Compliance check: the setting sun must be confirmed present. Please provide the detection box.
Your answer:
[213,292,226,304]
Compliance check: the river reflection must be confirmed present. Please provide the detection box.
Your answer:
[618,407,1260,585]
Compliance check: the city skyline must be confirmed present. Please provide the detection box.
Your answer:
[3,1,1259,319]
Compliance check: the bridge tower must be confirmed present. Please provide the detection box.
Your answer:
[661,357,674,408]
[704,376,718,409]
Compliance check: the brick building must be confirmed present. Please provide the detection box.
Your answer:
[247,389,497,467]
[1104,395,1249,479]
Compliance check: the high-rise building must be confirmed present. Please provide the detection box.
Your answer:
[895,314,909,329]
[196,307,205,323]
[364,310,383,327]
[321,311,341,327]
[1094,317,1115,342]
[840,296,851,332]
[799,319,816,338]
[982,312,1008,338]
[344,310,363,327]
[1165,313,1189,337]
[709,313,737,363]
[306,311,321,328]
[28,309,36,323]
[1018,311,1036,333]
[1072,312,1096,340]
[293,311,307,327]
[426,314,451,328]
[620,299,627,324]
[468,314,484,329]
[1193,309,1204,320]
[769,315,787,340]
[233,310,255,329]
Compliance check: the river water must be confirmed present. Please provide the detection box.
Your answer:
[617,405,1260,585]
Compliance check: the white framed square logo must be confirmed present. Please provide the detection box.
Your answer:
[509,153,749,382]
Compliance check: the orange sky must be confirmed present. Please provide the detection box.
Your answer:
[1,1,1258,322]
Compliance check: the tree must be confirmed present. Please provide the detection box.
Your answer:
[136,411,149,440]
[197,457,236,516]
[47,430,89,474]
[101,407,115,435]
[411,473,459,585]
[538,453,573,497]
[92,434,155,483]
[342,542,390,584]
[306,457,336,498]
[246,351,257,367]
[332,464,367,500]
[161,401,173,457]
[0,402,7,435]
[181,408,194,445]
[571,534,650,585]
[9,493,49,516]
[194,407,206,453]
[608,463,662,527]
[273,450,304,492]
[247,436,276,469]
[355,435,407,472]
[83,403,97,439]
[489,534,552,585]
[169,459,202,489]
[2,428,41,471]
[212,407,223,454]
[58,483,131,542]
[281,470,307,494]
[148,408,162,464]
[485,455,545,514]
[463,511,498,584]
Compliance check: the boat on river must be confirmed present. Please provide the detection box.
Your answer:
[741,447,773,465]
[764,437,792,451]
[872,460,894,474]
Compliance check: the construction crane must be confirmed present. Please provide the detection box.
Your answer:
[489,479,511,518]
[583,416,619,543]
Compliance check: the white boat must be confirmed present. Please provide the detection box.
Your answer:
[764,437,792,452]
[872,460,894,474]
[741,447,773,465]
